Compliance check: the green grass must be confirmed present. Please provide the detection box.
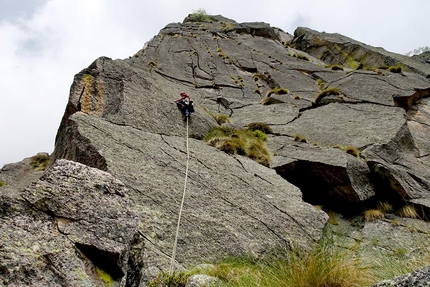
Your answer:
[370,237,430,281]
[204,126,271,166]
[202,229,375,287]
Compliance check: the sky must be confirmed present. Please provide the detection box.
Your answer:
[1,0,429,167]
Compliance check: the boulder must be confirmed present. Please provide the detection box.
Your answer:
[269,138,374,212]
[185,274,221,287]
[0,159,144,287]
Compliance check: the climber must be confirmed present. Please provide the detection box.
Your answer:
[174,92,194,117]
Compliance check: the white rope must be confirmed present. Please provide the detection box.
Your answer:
[169,116,190,274]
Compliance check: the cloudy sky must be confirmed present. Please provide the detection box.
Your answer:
[1,0,429,167]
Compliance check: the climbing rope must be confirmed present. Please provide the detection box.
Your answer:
[169,116,190,274]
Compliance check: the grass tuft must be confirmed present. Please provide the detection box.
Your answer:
[30,153,50,171]
[397,205,418,219]
[363,209,385,222]
[335,144,361,158]
[377,202,393,213]
[247,122,273,134]
[388,66,402,73]
[314,87,341,104]
[204,108,231,125]
[293,54,310,61]
[0,180,6,187]
[148,271,190,287]
[204,228,375,287]
[204,126,271,166]
[261,96,283,105]
[331,64,344,71]
[293,134,307,143]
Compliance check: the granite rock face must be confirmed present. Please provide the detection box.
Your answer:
[2,14,430,286]
[1,159,144,287]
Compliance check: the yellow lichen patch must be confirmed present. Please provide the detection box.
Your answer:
[96,267,113,286]
[333,44,361,69]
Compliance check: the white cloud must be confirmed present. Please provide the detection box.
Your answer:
[1,0,429,166]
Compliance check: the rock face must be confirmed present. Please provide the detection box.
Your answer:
[1,159,144,286]
[1,14,430,286]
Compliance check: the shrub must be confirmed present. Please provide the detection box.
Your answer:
[363,209,385,222]
[30,153,50,171]
[0,180,6,187]
[247,122,273,134]
[314,87,341,104]
[148,271,190,287]
[189,8,211,22]
[397,205,418,219]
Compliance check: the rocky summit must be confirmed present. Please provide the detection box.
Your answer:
[1,14,430,286]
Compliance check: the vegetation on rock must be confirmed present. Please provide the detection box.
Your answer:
[188,8,211,23]
[148,271,190,287]
[199,228,376,287]
[396,205,418,219]
[334,144,361,158]
[29,153,50,171]
[204,126,271,166]
[363,209,385,222]
[293,134,307,143]
[247,122,273,134]
[314,87,341,104]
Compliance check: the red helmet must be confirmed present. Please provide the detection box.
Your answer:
[180,92,188,98]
